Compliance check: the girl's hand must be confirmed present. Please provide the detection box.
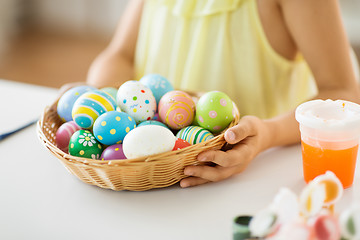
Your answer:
[180,116,271,188]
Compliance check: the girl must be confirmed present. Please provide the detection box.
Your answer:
[86,0,360,188]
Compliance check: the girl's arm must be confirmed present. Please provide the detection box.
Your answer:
[181,0,360,187]
[264,0,360,149]
[86,0,144,88]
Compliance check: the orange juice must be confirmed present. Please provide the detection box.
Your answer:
[301,141,359,188]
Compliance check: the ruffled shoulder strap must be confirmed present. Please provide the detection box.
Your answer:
[157,0,243,17]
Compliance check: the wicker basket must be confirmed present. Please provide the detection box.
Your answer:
[37,92,240,191]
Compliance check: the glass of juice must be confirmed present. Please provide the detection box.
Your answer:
[295,99,360,189]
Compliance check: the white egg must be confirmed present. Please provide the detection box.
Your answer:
[123,125,176,159]
[117,80,157,124]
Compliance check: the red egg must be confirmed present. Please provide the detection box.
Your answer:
[172,138,191,151]
[56,121,82,152]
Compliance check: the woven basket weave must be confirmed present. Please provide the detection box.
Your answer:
[37,92,240,191]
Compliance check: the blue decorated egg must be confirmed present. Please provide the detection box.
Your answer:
[137,120,169,129]
[72,90,117,129]
[57,85,97,122]
[93,111,136,145]
[140,74,174,104]
[117,81,157,124]
[176,126,214,145]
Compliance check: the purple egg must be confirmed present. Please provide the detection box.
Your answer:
[100,144,126,160]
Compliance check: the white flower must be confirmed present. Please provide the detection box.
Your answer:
[78,132,96,147]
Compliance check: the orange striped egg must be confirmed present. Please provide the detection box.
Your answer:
[72,90,117,129]
[158,90,195,130]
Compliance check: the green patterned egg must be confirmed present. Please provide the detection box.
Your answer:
[176,126,214,145]
[195,91,234,133]
[69,130,103,159]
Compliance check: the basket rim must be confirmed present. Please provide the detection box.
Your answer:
[37,92,241,168]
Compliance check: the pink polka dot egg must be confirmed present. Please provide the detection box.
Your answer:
[195,91,234,133]
[158,90,195,130]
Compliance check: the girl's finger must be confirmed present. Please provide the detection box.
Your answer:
[198,139,255,168]
[224,116,259,144]
[183,165,233,183]
[180,177,209,188]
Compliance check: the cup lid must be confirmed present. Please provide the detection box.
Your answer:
[295,99,360,132]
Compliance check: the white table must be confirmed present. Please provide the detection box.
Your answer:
[1,79,359,240]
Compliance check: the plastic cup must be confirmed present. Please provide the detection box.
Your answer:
[295,99,360,189]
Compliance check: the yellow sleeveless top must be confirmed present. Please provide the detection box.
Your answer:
[134,0,317,119]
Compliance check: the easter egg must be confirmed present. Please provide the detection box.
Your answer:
[137,120,169,129]
[72,90,117,129]
[57,85,97,122]
[195,91,234,133]
[176,126,214,145]
[123,125,176,159]
[117,81,157,124]
[172,138,191,151]
[158,90,195,130]
[93,111,136,145]
[139,74,174,104]
[153,113,160,121]
[101,144,126,160]
[100,87,118,101]
[56,121,82,152]
[69,130,103,159]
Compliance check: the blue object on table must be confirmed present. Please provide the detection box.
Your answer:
[0,119,38,141]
